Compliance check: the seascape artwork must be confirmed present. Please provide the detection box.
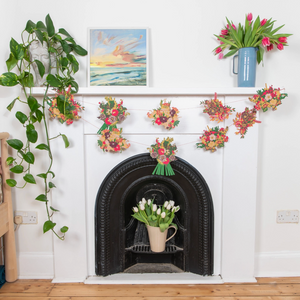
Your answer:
[89,29,147,86]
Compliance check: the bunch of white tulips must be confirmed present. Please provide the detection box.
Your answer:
[132,198,180,232]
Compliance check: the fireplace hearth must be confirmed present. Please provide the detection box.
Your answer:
[95,153,214,277]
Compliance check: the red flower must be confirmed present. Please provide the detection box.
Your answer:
[278,37,287,43]
[112,109,119,116]
[66,119,73,125]
[277,43,284,50]
[221,29,228,35]
[105,118,112,125]
[163,157,170,165]
[260,19,267,26]
[158,148,165,155]
[155,118,161,125]
[262,37,270,47]
[215,47,222,54]
[114,145,121,151]
[247,13,253,22]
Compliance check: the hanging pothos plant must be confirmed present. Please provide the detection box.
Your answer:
[0,14,87,240]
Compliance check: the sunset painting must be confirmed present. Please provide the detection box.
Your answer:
[89,29,147,86]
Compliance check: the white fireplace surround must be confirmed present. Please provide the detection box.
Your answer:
[31,87,259,284]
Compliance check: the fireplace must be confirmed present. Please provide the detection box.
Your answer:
[95,153,214,276]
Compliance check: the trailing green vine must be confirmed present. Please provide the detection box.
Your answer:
[0,14,87,240]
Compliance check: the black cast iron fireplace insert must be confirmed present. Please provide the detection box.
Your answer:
[95,153,214,276]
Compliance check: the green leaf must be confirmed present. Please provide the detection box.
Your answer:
[6,97,18,111]
[36,143,49,150]
[0,72,18,86]
[60,40,72,54]
[6,157,14,165]
[35,109,44,123]
[70,80,78,93]
[224,49,238,58]
[10,38,24,60]
[159,223,169,232]
[6,53,18,71]
[60,226,69,233]
[35,194,48,202]
[72,44,88,56]
[46,74,61,87]
[50,206,59,211]
[59,28,72,38]
[45,14,55,37]
[23,173,36,184]
[7,139,23,150]
[43,220,56,233]
[67,54,79,73]
[15,111,28,124]
[20,72,34,88]
[49,182,56,189]
[36,21,47,32]
[34,59,45,77]
[61,134,69,148]
[25,20,36,33]
[28,96,39,112]
[23,152,35,164]
[6,179,17,187]
[37,173,47,179]
[35,29,44,44]
[10,165,24,174]
[26,124,38,143]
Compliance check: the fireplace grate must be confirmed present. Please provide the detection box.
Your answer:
[126,244,183,254]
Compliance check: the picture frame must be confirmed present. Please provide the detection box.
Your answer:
[88,28,149,87]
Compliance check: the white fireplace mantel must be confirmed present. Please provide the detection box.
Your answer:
[31,87,259,284]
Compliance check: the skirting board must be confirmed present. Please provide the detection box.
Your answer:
[255,251,300,277]
[18,252,54,279]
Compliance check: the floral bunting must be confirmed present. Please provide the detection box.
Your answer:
[48,86,84,125]
[98,128,130,152]
[249,85,288,112]
[147,100,180,130]
[196,126,229,152]
[148,137,177,176]
[200,93,235,123]
[233,107,261,138]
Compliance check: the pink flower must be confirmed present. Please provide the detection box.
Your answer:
[215,47,222,54]
[232,24,236,30]
[158,148,165,155]
[260,19,267,26]
[221,29,228,35]
[267,44,274,51]
[277,43,284,50]
[247,13,253,22]
[218,53,224,59]
[262,37,270,47]
[112,109,119,116]
[278,37,287,43]
[114,145,121,151]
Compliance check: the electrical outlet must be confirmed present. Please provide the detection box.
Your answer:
[277,210,299,223]
[15,211,38,224]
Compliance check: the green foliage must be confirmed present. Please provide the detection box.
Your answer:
[1,14,87,241]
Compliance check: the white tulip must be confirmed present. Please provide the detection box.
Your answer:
[152,204,157,212]
[139,203,145,210]
[174,206,180,212]
[133,207,138,213]
[169,200,175,207]
[161,212,166,218]
[142,198,147,204]
[157,208,161,215]
[164,201,169,208]
[147,199,151,205]
[166,204,171,210]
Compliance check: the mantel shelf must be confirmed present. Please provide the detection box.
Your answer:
[28,86,262,96]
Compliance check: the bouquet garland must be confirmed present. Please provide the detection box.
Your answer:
[98,128,130,152]
[233,107,261,138]
[147,100,180,130]
[196,126,229,152]
[148,137,177,176]
[249,85,288,112]
[48,85,84,125]
[200,93,235,123]
[97,96,129,133]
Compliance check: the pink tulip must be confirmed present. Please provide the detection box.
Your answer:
[262,37,270,47]
[221,29,228,35]
[215,47,222,54]
[260,19,267,26]
[267,44,274,52]
[277,43,284,50]
[218,53,224,59]
[247,13,253,22]
[232,24,236,30]
[278,37,287,43]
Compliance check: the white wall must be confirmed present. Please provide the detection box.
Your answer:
[0,0,299,278]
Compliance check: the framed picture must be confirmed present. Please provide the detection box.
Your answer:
[88,28,148,86]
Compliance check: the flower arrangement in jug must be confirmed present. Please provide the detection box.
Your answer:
[132,198,180,232]
[213,13,292,64]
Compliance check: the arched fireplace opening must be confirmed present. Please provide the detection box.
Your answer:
[95,153,214,276]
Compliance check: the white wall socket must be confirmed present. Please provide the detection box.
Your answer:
[277,210,299,223]
[15,211,38,224]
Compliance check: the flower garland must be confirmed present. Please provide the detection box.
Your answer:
[97,96,129,133]
[200,93,235,123]
[148,137,177,176]
[98,128,130,152]
[233,107,261,138]
[147,100,180,130]
[249,85,288,112]
[196,126,229,152]
[48,86,84,125]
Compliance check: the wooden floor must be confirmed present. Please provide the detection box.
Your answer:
[1,277,300,299]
